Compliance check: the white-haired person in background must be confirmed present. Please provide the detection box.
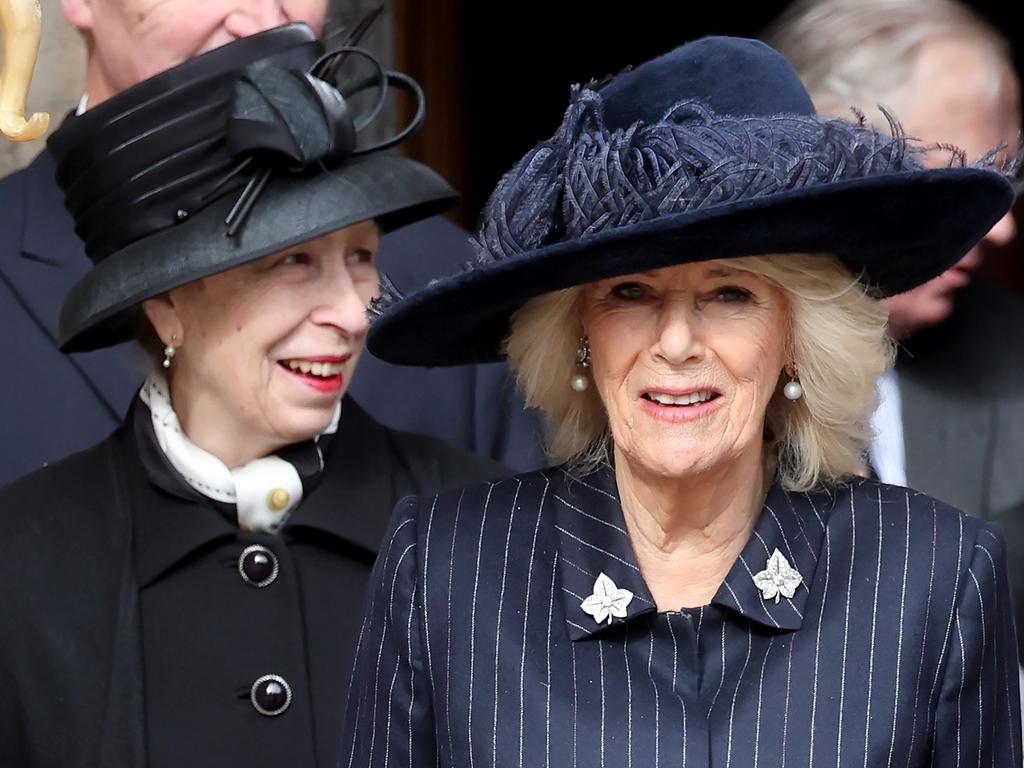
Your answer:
[765,0,1024,673]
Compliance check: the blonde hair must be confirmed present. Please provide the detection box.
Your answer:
[505,254,895,492]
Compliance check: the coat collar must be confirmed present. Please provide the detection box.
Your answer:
[555,464,831,642]
[552,464,658,641]
[130,396,241,587]
[284,396,399,556]
[897,289,998,517]
[19,139,85,269]
[131,394,393,586]
[4,143,93,339]
[0,140,140,419]
[711,479,831,631]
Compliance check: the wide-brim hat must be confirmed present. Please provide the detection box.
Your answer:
[51,24,455,352]
[367,36,1016,367]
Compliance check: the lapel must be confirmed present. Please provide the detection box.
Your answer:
[552,464,658,641]
[92,424,148,768]
[711,481,828,631]
[3,143,90,336]
[989,396,1024,514]
[0,140,140,420]
[898,345,992,517]
[900,282,1024,519]
[554,465,827,641]
[129,398,240,586]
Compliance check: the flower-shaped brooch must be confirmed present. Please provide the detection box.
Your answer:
[752,548,803,604]
[581,572,634,625]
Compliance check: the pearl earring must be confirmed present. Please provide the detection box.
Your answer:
[783,364,802,400]
[162,334,177,369]
[571,336,590,392]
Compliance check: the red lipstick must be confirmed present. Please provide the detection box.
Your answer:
[278,355,351,395]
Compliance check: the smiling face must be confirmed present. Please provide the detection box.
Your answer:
[142,220,379,466]
[580,260,790,481]
[62,0,329,105]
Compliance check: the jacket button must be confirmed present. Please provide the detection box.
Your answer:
[238,545,279,588]
[250,674,292,716]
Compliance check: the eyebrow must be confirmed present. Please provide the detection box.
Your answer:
[703,264,742,277]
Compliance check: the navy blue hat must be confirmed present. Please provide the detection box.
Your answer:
[368,36,1016,366]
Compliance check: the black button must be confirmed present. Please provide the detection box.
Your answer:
[238,545,279,588]
[250,674,292,716]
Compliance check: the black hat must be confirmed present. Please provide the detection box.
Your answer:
[367,36,1016,367]
[51,23,455,352]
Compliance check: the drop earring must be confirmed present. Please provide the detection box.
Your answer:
[783,364,803,401]
[162,334,177,369]
[570,336,590,392]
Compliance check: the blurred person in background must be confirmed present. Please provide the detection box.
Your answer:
[766,0,1024,658]
[0,0,547,487]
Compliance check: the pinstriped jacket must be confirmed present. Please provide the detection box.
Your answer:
[340,464,1021,767]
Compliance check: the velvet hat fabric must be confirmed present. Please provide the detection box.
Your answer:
[51,24,456,352]
[367,36,1016,367]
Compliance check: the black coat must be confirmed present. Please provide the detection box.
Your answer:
[0,396,504,768]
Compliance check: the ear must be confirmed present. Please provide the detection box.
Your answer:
[142,294,184,347]
[60,0,95,33]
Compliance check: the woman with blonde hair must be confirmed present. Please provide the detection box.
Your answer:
[342,36,1021,766]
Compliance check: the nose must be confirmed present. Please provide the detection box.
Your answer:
[982,210,1017,248]
[652,300,705,365]
[309,267,371,339]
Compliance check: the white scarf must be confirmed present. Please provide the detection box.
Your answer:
[139,371,340,533]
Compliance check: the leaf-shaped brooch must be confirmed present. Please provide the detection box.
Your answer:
[752,548,803,604]
[580,572,634,625]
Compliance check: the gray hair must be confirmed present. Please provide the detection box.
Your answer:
[763,0,1012,118]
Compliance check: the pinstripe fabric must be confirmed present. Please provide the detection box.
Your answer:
[341,464,1022,766]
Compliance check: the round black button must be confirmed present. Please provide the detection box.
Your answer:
[250,674,292,716]
[238,545,279,588]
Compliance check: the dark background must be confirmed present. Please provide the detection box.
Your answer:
[389,1,1020,228]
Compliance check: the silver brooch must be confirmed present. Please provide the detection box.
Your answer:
[752,548,802,603]
[581,572,634,625]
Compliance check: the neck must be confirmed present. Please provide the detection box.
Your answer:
[168,374,282,469]
[615,445,768,611]
[83,62,116,110]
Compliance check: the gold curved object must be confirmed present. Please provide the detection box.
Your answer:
[0,0,49,141]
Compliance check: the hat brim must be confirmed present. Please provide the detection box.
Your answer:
[368,167,1014,366]
[59,154,456,352]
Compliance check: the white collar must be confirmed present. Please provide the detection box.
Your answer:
[139,371,341,533]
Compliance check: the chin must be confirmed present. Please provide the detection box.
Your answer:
[910,300,957,334]
[618,437,717,479]
[274,406,339,445]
